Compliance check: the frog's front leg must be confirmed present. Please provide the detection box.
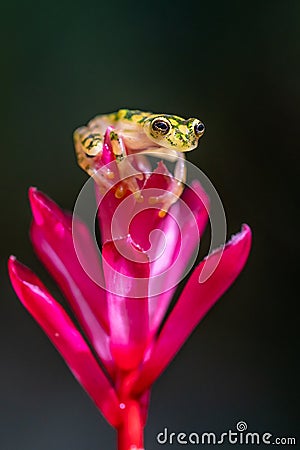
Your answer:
[149,154,186,217]
[109,131,144,200]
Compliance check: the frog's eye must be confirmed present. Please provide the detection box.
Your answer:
[151,118,171,135]
[194,121,205,137]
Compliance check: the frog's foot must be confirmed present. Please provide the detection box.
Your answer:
[148,181,184,218]
[116,158,144,201]
[114,178,143,201]
[90,165,116,194]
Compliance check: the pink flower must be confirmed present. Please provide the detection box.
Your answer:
[8,129,251,450]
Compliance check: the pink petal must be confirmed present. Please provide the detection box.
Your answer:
[149,180,209,278]
[130,168,209,257]
[96,162,173,245]
[96,186,136,244]
[98,162,210,338]
[29,189,114,375]
[102,237,150,371]
[147,181,210,333]
[101,127,118,165]
[8,257,121,428]
[98,164,209,337]
[128,162,178,251]
[134,225,252,394]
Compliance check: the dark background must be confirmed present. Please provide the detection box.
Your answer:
[0,1,299,449]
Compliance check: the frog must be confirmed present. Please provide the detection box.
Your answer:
[73,109,205,216]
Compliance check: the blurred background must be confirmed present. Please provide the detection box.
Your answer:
[0,0,299,448]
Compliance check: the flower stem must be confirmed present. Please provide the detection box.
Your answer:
[117,399,144,450]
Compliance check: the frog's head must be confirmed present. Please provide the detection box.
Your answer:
[142,114,205,152]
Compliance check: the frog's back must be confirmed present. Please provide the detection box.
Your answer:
[111,109,152,124]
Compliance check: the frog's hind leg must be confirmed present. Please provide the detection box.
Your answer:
[148,154,186,217]
[74,126,105,173]
[73,126,116,191]
[74,113,117,173]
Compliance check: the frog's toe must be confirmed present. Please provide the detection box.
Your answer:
[124,177,143,201]
[148,191,179,216]
[113,178,143,202]
[115,184,126,199]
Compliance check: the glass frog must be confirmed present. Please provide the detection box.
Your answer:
[74,109,205,216]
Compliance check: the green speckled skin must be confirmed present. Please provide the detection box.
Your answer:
[104,109,204,152]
